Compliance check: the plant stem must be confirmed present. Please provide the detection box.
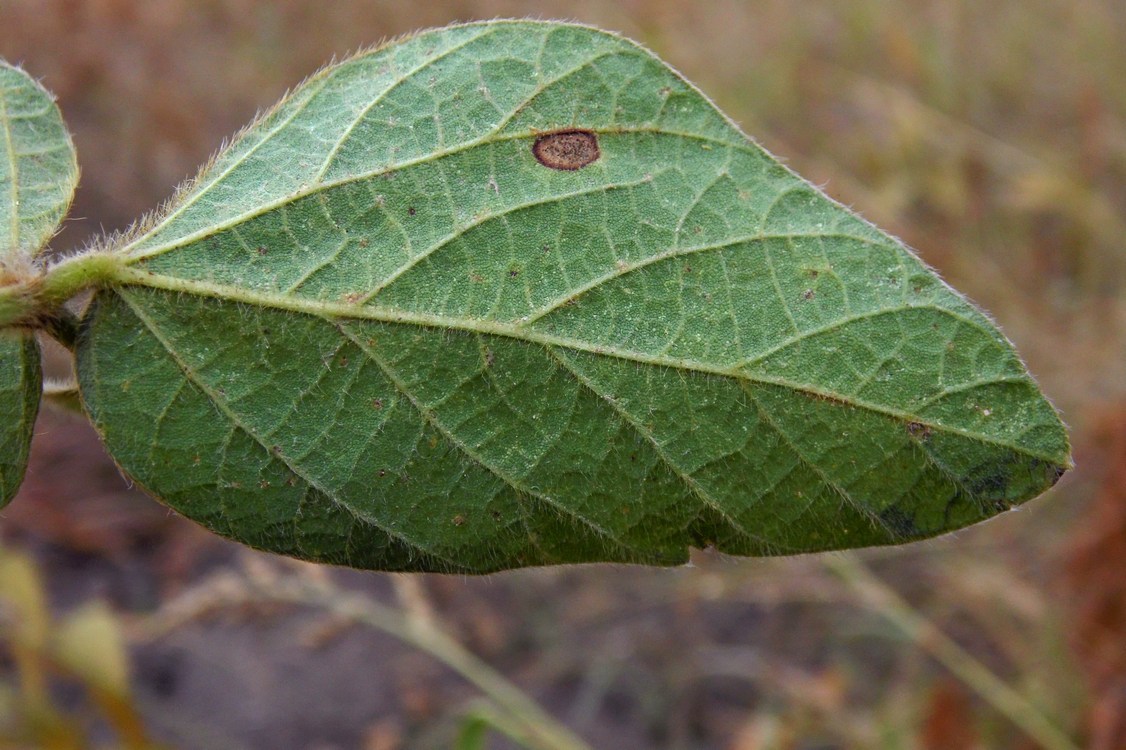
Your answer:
[0,251,124,329]
[142,570,593,750]
[41,307,80,350]
[824,553,1079,750]
[270,577,593,750]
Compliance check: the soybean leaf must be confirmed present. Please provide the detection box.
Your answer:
[0,61,78,257]
[0,334,40,508]
[77,21,1070,572]
[0,61,74,506]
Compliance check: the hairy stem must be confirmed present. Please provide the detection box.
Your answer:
[0,251,124,330]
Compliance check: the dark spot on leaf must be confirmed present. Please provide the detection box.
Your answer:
[372,398,383,409]
[906,421,932,441]
[801,289,815,300]
[968,470,1011,499]
[532,129,600,171]
[256,245,268,255]
[452,514,466,527]
[490,510,502,521]
[508,267,519,278]
[258,480,271,489]
[359,237,369,248]
[378,469,387,478]
[337,356,348,367]
[407,207,416,216]
[879,507,920,538]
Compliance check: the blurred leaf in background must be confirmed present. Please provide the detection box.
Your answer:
[0,546,157,748]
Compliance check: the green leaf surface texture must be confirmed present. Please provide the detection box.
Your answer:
[0,333,40,508]
[0,61,78,257]
[0,62,68,506]
[76,21,1070,572]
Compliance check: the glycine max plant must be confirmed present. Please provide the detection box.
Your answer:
[0,21,1070,573]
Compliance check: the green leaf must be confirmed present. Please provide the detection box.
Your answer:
[0,333,40,509]
[76,21,1070,572]
[0,60,78,257]
[0,61,70,506]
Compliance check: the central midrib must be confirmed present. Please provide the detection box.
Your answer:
[108,267,1055,462]
[0,78,21,251]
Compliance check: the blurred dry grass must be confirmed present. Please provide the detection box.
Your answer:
[1,1,1123,748]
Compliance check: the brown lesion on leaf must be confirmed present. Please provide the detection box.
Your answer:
[906,421,933,441]
[532,129,600,171]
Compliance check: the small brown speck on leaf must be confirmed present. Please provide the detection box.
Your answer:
[453,514,466,527]
[407,206,416,216]
[533,130,600,171]
[907,421,933,440]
